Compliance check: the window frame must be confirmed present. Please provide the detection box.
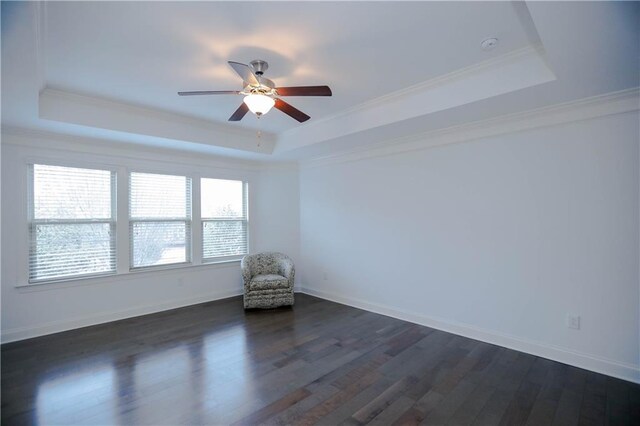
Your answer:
[27,162,118,284]
[200,178,249,263]
[128,171,193,271]
[19,157,254,289]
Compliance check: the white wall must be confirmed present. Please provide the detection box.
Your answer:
[300,111,640,382]
[0,131,300,343]
[253,166,301,270]
[2,109,639,384]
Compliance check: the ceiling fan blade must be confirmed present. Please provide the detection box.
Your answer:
[228,103,249,121]
[274,98,310,122]
[178,90,240,96]
[276,86,332,96]
[228,61,259,86]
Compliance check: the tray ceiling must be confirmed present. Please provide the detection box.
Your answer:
[2,1,638,161]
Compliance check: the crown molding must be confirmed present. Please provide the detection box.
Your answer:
[40,88,276,142]
[300,44,547,130]
[37,88,278,159]
[277,43,555,153]
[1,126,268,172]
[301,87,640,169]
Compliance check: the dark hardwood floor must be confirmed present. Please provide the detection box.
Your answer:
[1,294,638,425]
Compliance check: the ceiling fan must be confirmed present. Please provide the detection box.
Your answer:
[178,60,332,123]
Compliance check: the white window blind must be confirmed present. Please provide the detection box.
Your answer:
[29,164,116,283]
[201,178,248,261]
[129,172,192,268]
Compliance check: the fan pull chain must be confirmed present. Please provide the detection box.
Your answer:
[256,114,262,147]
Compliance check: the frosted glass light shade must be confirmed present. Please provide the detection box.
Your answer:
[243,94,275,115]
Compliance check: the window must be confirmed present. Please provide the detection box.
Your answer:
[29,164,116,282]
[25,166,248,285]
[129,172,192,268]
[201,178,248,261]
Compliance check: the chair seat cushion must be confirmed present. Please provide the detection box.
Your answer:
[249,274,289,291]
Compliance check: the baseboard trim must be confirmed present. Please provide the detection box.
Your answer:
[1,288,243,344]
[299,287,640,384]
[5,287,638,384]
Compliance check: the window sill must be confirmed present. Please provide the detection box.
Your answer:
[14,259,241,293]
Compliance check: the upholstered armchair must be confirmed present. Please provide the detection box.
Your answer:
[241,252,295,309]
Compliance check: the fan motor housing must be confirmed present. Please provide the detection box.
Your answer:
[250,60,269,76]
[242,60,275,92]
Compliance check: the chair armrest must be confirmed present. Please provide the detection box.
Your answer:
[240,256,253,290]
[279,257,295,286]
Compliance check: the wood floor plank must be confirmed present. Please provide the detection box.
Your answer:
[393,407,428,426]
[351,375,418,424]
[263,382,339,426]
[446,383,496,426]
[498,379,542,426]
[231,388,312,426]
[472,390,514,426]
[578,372,608,426]
[368,395,416,426]
[314,377,396,425]
[421,378,478,425]
[295,370,383,426]
[2,294,638,426]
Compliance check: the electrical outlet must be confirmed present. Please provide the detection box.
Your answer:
[323,271,328,281]
[566,314,580,330]
[178,277,184,287]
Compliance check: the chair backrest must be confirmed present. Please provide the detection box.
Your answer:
[244,252,290,276]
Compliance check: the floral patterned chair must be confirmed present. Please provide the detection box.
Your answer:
[241,252,295,309]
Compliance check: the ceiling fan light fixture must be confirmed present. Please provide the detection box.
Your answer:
[179,60,331,122]
[243,94,275,116]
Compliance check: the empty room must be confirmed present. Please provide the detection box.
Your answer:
[1,1,639,425]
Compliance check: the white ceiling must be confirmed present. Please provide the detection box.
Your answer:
[2,1,639,161]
